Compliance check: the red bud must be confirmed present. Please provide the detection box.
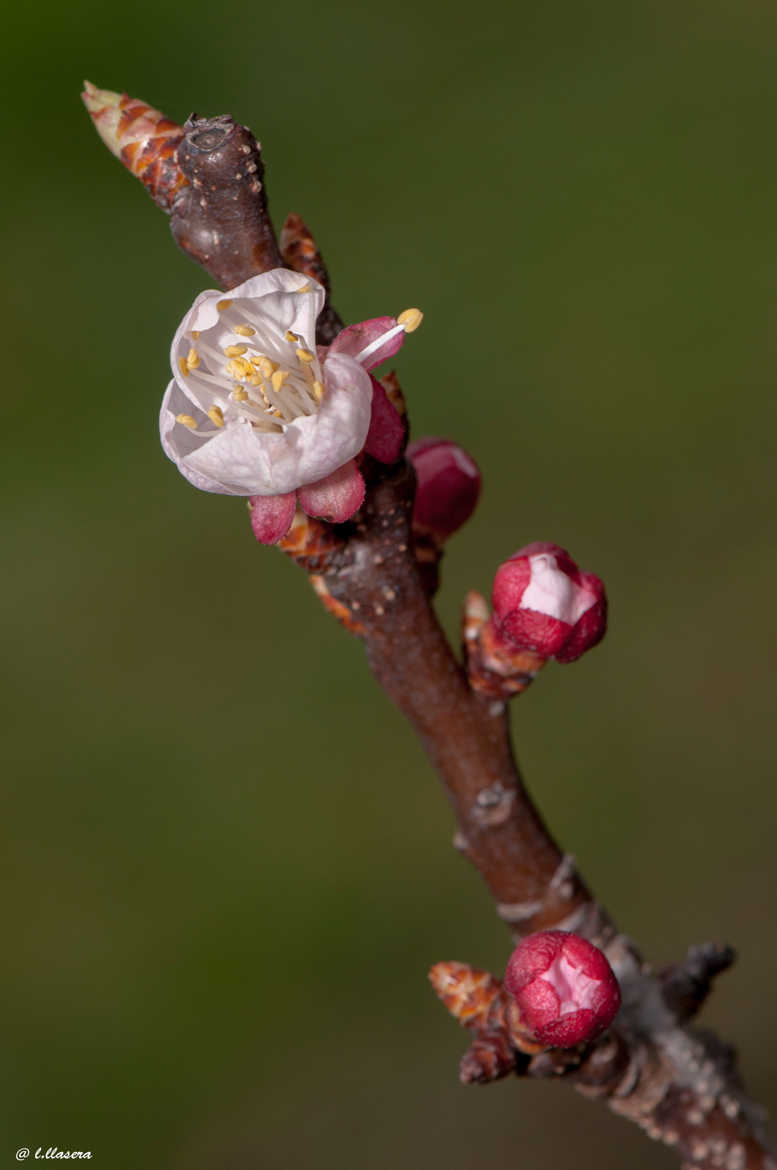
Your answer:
[407,437,481,541]
[492,542,606,663]
[504,930,621,1048]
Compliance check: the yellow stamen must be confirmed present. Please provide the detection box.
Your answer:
[226,357,253,380]
[248,372,264,387]
[272,408,284,418]
[176,413,198,429]
[178,357,189,378]
[233,324,255,337]
[284,330,299,343]
[191,330,200,340]
[397,307,423,333]
[224,344,248,357]
[207,406,225,428]
[271,369,290,393]
[295,283,312,294]
[312,380,324,401]
[232,387,249,402]
[187,347,200,370]
[296,347,315,364]
[217,298,233,311]
[250,355,277,378]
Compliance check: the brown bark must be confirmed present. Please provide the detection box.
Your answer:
[170,115,282,289]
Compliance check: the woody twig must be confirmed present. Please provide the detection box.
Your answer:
[83,83,775,1170]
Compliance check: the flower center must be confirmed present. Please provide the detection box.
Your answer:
[175,297,324,436]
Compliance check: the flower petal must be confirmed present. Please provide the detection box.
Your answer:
[171,269,325,392]
[364,375,405,463]
[160,380,246,495]
[298,460,365,523]
[328,316,406,371]
[248,492,297,545]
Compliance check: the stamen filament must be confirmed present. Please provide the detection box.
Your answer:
[354,321,406,365]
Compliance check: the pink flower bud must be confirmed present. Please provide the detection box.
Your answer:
[504,931,620,1048]
[491,542,606,663]
[407,437,481,540]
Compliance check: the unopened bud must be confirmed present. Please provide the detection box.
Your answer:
[504,930,621,1048]
[491,541,606,663]
[407,437,481,541]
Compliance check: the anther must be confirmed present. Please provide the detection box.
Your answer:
[312,381,324,401]
[250,355,276,378]
[233,324,255,337]
[295,283,312,294]
[284,330,299,343]
[178,357,189,378]
[271,369,290,392]
[232,387,249,402]
[224,344,248,357]
[296,348,315,364]
[176,413,198,429]
[186,348,200,369]
[191,331,200,340]
[216,299,233,311]
[397,307,423,333]
[226,357,253,380]
[207,406,225,428]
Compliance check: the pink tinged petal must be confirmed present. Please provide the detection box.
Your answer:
[363,375,405,463]
[328,316,406,371]
[248,492,297,545]
[298,459,365,523]
[520,553,597,626]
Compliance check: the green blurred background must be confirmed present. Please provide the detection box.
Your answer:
[2,0,775,1166]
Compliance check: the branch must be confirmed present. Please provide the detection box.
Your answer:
[83,85,775,1170]
[291,470,774,1170]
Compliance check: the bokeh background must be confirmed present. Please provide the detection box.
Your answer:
[2,0,776,1166]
